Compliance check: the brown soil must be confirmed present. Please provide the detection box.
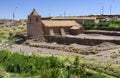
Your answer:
[8,42,120,63]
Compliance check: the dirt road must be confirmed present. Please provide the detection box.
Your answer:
[8,43,120,63]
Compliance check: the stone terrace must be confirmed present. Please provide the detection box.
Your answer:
[66,34,120,40]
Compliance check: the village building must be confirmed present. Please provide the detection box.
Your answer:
[51,16,99,24]
[27,9,84,39]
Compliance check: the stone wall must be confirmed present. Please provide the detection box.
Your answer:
[45,36,120,46]
[84,30,120,36]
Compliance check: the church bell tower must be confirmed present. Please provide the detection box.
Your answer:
[27,9,44,40]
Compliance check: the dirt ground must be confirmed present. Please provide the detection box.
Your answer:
[8,42,120,63]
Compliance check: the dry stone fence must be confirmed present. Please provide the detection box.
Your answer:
[45,36,120,46]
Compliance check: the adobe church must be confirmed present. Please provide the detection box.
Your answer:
[27,9,84,40]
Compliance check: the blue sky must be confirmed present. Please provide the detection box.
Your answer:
[0,0,119,19]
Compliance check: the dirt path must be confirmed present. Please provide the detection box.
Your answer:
[9,45,82,56]
[8,44,120,63]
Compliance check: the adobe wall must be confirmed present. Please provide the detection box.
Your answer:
[45,36,120,46]
[27,23,44,39]
[43,27,71,35]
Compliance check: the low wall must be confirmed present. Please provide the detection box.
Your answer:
[45,36,120,46]
[84,30,120,36]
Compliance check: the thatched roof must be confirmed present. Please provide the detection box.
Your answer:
[52,16,96,20]
[70,26,81,30]
[42,20,83,27]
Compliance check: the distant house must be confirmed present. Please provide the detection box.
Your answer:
[52,16,98,24]
[27,9,84,39]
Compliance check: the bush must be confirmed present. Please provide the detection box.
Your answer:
[83,22,96,29]
[82,61,120,78]
[83,20,120,31]
[89,73,105,78]
[108,20,120,25]
[0,51,64,76]
[0,31,9,39]
[49,56,64,68]
[0,50,111,77]
[0,50,11,63]
[97,22,109,28]
[40,68,62,78]
[66,56,86,78]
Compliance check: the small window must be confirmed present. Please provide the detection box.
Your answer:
[36,17,38,22]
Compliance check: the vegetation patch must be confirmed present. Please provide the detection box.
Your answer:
[0,50,115,78]
[83,20,120,31]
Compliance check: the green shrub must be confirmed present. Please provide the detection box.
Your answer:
[0,52,64,76]
[0,50,11,63]
[40,68,62,78]
[49,56,64,68]
[0,30,9,40]
[66,56,86,78]
[0,50,111,77]
[97,22,109,28]
[83,22,96,29]
[108,20,120,25]
[83,20,120,31]
[89,73,105,78]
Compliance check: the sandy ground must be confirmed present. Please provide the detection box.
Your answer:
[9,45,79,56]
[8,42,120,63]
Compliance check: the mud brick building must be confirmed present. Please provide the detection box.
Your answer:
[27,9,84,40]
[52,16,98,25]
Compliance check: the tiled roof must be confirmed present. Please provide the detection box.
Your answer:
[42,20,83,27]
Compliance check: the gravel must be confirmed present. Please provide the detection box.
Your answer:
[7,42,120,63]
